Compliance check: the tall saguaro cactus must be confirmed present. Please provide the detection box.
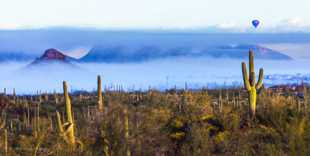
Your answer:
[97,75,104,112]
[56,81,76,146]
[123,108,131,156]
[54,90,59,105]
[4,129,8,156]
[242,50,264,117]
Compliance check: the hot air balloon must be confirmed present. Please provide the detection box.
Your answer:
[252,20,260,28]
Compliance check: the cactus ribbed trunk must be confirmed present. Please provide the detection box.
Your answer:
[13,88,16,103]
[124,108,131,156]
[249,86,257,115]
[4,129,8,156]
[97,75,104,112]
[36,102,40,134]
[63,81,75,145]
[13,88,16,97]
[101,130,110,156]
[54,91,58,104]
[242,50,264,117]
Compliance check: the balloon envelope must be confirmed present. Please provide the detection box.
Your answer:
[252,20,260,28]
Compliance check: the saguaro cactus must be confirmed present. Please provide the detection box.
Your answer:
[123,108,131,156]
[97,75,104,112]
[13,88,16,97]
[101,130,110,156]
[4,129,8,156]
[56,81,76,145]
[242,50,264,117]
[13,88,16,102]
[54,91,59,104]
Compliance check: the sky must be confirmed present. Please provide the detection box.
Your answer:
[0,0,310,31]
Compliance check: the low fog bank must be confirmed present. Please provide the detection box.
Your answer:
[1,57,310,94]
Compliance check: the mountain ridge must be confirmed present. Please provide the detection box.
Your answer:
[0,44,293,64]
[79,44,292,63]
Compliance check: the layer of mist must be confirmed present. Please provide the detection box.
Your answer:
[1,57,310,94]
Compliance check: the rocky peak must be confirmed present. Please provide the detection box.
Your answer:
[40,48,67,61]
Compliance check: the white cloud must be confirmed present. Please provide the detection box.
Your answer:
[62,47,91,59]
[217,22,238,29]
[205,18,310,33]
[267,17,310,32]
[282,17,310,27]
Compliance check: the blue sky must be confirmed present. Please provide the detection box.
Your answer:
[0,0,310,31]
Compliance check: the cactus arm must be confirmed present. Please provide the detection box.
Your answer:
[242,62,251,91]
[56,111,64,134]
[64,123,74,134]
[56,111,70,143]
[249,50,255,85]
[249,50,254,73]
[76,139,84,150]
[63,122,71,127]
[256,68,264,89]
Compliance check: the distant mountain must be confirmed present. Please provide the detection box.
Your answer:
[31,48,76,64]
[80,46,166,62]
[18,48,88,82]
[213,44,292,60]
[27,48,78,68]
[79,44,292,63]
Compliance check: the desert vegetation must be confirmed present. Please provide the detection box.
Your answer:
[0,51,310,156]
